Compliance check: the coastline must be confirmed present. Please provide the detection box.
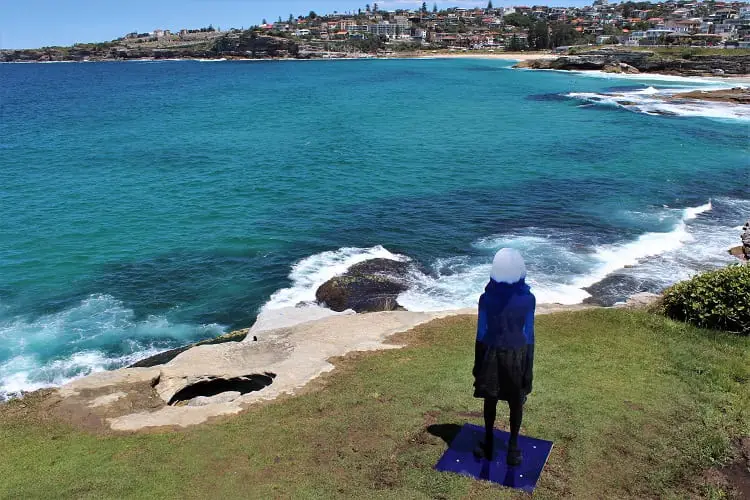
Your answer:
[1,57,746,418]
[4,52,748,81]
[41,301,599,432]
[0,51,553,63]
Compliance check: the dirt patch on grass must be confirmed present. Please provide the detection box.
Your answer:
[0,380,166,435]
[701,438,750,499]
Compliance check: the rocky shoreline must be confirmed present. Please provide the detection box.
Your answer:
[34,302,605,432]
[0,34,300,63]
[515,48,750,77]
[128,254,655,377]
[4,42,750,80]
[8,240,740,432]
[729,221,750,261]
[672,88,750,104]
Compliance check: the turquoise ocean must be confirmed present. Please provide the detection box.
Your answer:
[1,58,748,398]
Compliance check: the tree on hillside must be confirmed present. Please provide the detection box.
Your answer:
[488,1,493,9]
[433,3,438,13]
[366,4,370,13]
[550,22,578,47]
[529,21,550,50]
[508,34,522,51]
[422,2,428,13]
[309,11,317,19]
[504,12,533,28]
[373,3,379,13]
[262,18,267,25]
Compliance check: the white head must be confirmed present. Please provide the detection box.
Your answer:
[490,248,527,284]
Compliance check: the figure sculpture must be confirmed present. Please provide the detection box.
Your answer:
[473,248,536,466]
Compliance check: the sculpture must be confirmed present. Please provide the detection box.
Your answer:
[473,248,535,466]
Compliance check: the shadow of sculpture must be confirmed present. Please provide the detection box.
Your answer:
[427,423,463,447]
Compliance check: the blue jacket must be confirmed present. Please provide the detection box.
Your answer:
[476,278,536,350]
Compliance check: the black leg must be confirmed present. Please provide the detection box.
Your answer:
[508,397,523,447]
[483,398,498,458]
[507,397,524,466]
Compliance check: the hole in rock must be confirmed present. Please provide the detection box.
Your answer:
[168,372,276,406]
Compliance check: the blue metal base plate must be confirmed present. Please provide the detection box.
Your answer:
[434,424,553,493]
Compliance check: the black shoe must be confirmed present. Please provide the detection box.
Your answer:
[506,446,522,466]
[473,440,493,460]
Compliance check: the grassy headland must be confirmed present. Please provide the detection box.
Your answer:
[1,308,748,498]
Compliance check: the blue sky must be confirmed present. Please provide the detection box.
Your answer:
[1,0,591,49]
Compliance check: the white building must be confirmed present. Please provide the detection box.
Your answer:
[645,28,676,41]
[393,16,410,29]
[369,22,399,38]
[624,30,646,45]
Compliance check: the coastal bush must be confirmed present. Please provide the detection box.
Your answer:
[661,265,750,335]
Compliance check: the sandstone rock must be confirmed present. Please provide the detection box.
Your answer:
[729,246,747,260]
[602,63,623,73]
[616,292,661,309]
[583,273,661,307]
[727,221,750,261]
[514,49,750,76]
[88,392,128,408]
[602,62,638,74]
[0,33,298,62]
[675,88,750,105]
[129,328,248,368]
[213,33,298,58]
[187,391,242,407]
[315,258,412,313]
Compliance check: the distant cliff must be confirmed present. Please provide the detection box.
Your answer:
[516,49,750,76]
[0,33,299,62]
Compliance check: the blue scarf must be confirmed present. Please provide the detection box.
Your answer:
[476,278,535,347]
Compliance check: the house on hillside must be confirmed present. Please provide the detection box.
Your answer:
[665,19,702,33]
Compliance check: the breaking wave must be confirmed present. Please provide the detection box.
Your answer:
[0,294,225,400]
[259,199,743,317]
[567,85,750,121]
[261,245,409,311]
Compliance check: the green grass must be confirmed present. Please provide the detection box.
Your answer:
[1,309,748,499]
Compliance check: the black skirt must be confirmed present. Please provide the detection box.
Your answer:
[473,342,533,401]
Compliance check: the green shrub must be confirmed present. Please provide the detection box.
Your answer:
[661,265,750,335]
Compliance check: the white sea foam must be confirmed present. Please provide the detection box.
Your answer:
[261,245,409,311]
[0,294,224,399]
[258,200,739,317]
[684,200,713,220]
[395,201,722,310]
[0,349,164,398]
[397,253,592,310]
[567,87,750,121]
[569,69,750,86]
[251,245,410,333]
